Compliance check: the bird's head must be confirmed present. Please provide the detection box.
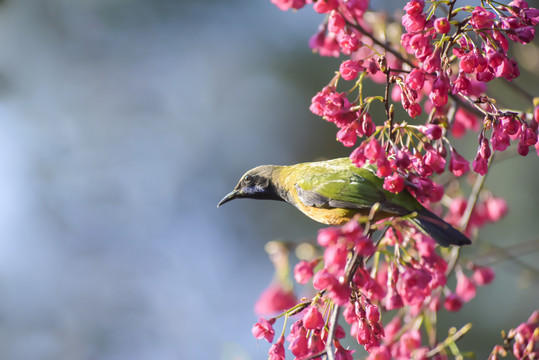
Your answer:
[217,165,284,207]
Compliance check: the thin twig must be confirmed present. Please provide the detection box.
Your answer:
[426,323,473,357]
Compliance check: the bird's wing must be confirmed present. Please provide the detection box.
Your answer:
[295,166,407,214]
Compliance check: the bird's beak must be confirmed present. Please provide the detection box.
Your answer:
[217,189,241,207]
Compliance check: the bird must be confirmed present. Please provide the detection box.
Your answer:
[218,157,471,247]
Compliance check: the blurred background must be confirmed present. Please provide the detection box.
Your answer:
[0,0,537,359]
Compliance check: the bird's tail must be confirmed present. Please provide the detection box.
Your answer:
[410,207,471,247]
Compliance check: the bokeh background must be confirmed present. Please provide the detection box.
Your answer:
[0,0,537,359]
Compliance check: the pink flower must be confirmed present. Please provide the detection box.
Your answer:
[484,196,508,222]
[453,108,479,138]
[339,59,363,80]
[317,226,341,247]
[534,105,539,123]
[334,340,355,360]
[420,124,443,140]
[312,0,338,13]
[328,10,345,34]
[456,271,477,302]
[383,172,404,193]
[434,17,450,33]
[337,123,358,147]
[520,124,538,146]
[254,284,297,315]
[294,260,315,284]
[402,13,426,33]
[398,267,433,305]
[252,317,276,343]
[472,153,488,175]
[365,304,380,323]
[444,293,463,312]
[423,46,442,73]
[404,0,425,15]
[491,126,511,151]
[303,305,325,330]
[350,144,367,167]
[470,6,496,29]
[324,242,349,276]
[501,115,520,135]
[472,266,496,285]
[288,325,309,358]
[270,0,307,11]
[268,335,285,360]
[366,346,391,360]
[337,31,361,55]
[407,102,422,118]
[449,148,470,177]
[424,150,446,174]
[364,139,384,162]
[453,73,472,95]
[406,69,426,90]
[309,29,341,57]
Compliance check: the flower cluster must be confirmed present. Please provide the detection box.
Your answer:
[252,217,497,358]
[252,0,539,358]
[490,310,539,359]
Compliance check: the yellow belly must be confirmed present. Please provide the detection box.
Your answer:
[297,205,360,225]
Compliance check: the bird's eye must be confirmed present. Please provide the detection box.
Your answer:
[243,175,253,184]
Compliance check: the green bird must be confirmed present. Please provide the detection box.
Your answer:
[218,158,471,247]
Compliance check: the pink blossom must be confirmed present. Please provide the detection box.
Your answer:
[324,242,349,276]
[520,124,538,146]
[449,148,470,177]
[402,13,426,33]
[491,126,511,151]
[453,73,472,95]
[470,6,496,29]
[366,346,391,360]
[268,335,285,360]
[294,260,315,284]
[350,144,367,167]
[420,124,443,140]
[313,268,338,291]
[312,0,338,13]
[365,304,380,323]
[472,266,496,285]
[270,0,307,11]
[339,59,363,81]
[407,102,422,118]
[453,108,479,138]
[398,267,433,305]
[406,69,426,90]
[444,293,463,312]
[335,340,355,360]
[288,325,309,358]
[303,305,325,330]
[254,283,297,315]
[252,317,276,343]
[337,31,361,55]
[472,153,489,175]
[328,10,345,34]
[424,150,446,174]
[484,196,508,222]
[317,226,341,247]
[398,330,422,357]
[456,271,477,302]
[434,17,450,33]
[501,115,520,135]
[383,172,404,193]
[337,123,358,147]
[423,47,442,73]
[309,29,341,57]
